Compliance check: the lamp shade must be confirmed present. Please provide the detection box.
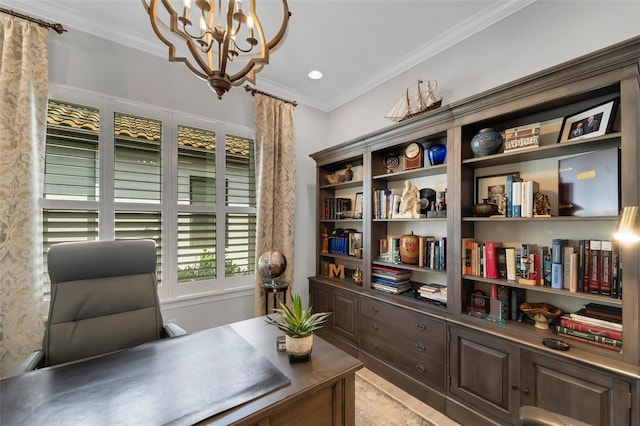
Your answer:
[614,206,640,243]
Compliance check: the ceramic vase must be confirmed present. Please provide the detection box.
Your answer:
[399,231,419,264]
[470,128,503,157]
[286,335,313,363]
[472,199,500,217]
[427,144,447,165]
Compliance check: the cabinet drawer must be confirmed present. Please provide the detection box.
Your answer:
[360,330,445,391]
[360,316,443,365]
[360,297,445,343]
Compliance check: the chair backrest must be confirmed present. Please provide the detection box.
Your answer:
[44,239,164,367]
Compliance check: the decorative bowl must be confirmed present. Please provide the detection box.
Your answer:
[520,302,563,330]
[325,173,345,185]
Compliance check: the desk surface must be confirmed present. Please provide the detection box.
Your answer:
[1,317,362,425]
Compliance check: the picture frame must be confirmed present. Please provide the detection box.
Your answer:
[348,232,362,256]
[354,192,363,217]
[558,98,619,143]
[476,172,520,215]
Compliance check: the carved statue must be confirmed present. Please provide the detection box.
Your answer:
[395,180,425,219]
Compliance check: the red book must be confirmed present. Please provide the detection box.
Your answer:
[530,253,541,284]
[559,316,622,341]
[582,239,590,293]
[485,241,503,279]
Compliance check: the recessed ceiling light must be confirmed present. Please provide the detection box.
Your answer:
[308,70,323,80]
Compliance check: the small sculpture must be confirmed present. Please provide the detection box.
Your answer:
[534,192,551,217]
[395,180,425,218]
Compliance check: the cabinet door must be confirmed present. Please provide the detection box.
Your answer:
[449,325,520,424]
[331,289,358,343]
[521,351,631,425]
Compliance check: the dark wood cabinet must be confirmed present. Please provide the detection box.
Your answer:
[310,38,640,426]
[449,325,521,425]
[521,350,632,425]
[309,278,359,355]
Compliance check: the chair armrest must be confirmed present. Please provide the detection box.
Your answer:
[518,406,590,426]
[163,322,187,337]
[5,350,45,378]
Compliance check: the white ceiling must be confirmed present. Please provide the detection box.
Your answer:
[1,0,536,111]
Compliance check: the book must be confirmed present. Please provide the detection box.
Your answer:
[559,315,623,341]
[585,303,622,322]
[551,239,567,289]
[582,239,591,293]
[509,288,526,321]
[518,243,536,284]
[600,240,613,296]
[568,252,578,292]
[503,123,540,153]
[538,246,550,286]
[462,238,476,275]
[497,285,510,321]
[512,181,522,217]
[484,241,503,279]
[496,247,508,279]
[589,240,602,294]
[505,247,517,281]
[611,242,620,298]
[505,174,522,218]
[570,308,622,328]
[577,240,587,292]
[562,245,575,291]
[522,180,539,218]
[555,326,622,351]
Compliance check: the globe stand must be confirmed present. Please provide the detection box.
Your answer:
[261,281,289,315]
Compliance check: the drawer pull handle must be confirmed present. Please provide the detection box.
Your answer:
[370,342,378,349]
[370,324,378,331]
[416,364,425,373]
[416,322,425,330]
[371,306,379,313]
[415,343,425,351]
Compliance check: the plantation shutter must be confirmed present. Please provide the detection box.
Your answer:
[177,125,217,282]
[225,135,256,277]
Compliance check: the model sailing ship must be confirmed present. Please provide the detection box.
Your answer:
[385,80,442,122]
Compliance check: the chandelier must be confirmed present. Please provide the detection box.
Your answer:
[142,0,290,99]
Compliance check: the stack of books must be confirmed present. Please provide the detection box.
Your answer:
[417,283,447,307]
[554,303,622,352]
[371,265,412,294]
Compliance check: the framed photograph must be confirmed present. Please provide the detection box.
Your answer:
[348,232,362,256]
[354,192,363,217]
[558,98,619,143]
[476,172,520,215]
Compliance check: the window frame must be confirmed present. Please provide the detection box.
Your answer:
[43,84,257,302]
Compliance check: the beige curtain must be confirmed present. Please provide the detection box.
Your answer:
[253,93,296,316]
[0,16,49,377]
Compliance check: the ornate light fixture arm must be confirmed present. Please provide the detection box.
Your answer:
[142,0,290,100]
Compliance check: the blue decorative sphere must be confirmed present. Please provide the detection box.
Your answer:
[470,128,503,157]
[427,144,447,165]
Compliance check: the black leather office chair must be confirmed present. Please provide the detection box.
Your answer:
[7,239,186,376]
[519,406,591,426]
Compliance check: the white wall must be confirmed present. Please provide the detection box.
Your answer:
[326,0,640,145]
[45,0,640,331]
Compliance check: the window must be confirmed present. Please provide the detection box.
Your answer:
[41,89,256,299]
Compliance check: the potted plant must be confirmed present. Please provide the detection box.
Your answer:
[265,293,332,363]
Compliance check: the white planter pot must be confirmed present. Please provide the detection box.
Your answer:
[285,334,313,363]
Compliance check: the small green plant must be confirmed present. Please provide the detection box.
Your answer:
[265,293,332,338]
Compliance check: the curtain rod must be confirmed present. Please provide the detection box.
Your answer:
[244,85,298,107]
[0,7,67,34]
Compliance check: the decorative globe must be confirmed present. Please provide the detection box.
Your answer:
[470,128,503,157]
[258,250,287,281]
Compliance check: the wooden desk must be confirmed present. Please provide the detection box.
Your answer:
[1,317,362,426]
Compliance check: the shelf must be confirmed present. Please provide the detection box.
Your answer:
[320,219,363,223]
[373,260,446,275]
[463,275,623,306]
[461,133,621,169]
[320,253,363,263]
[373,164,446,181]
[319,179,363,190]
[373,217,447,223]
[463,216,618,222]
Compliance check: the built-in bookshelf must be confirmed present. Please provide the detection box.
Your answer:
[310,37,640,425]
